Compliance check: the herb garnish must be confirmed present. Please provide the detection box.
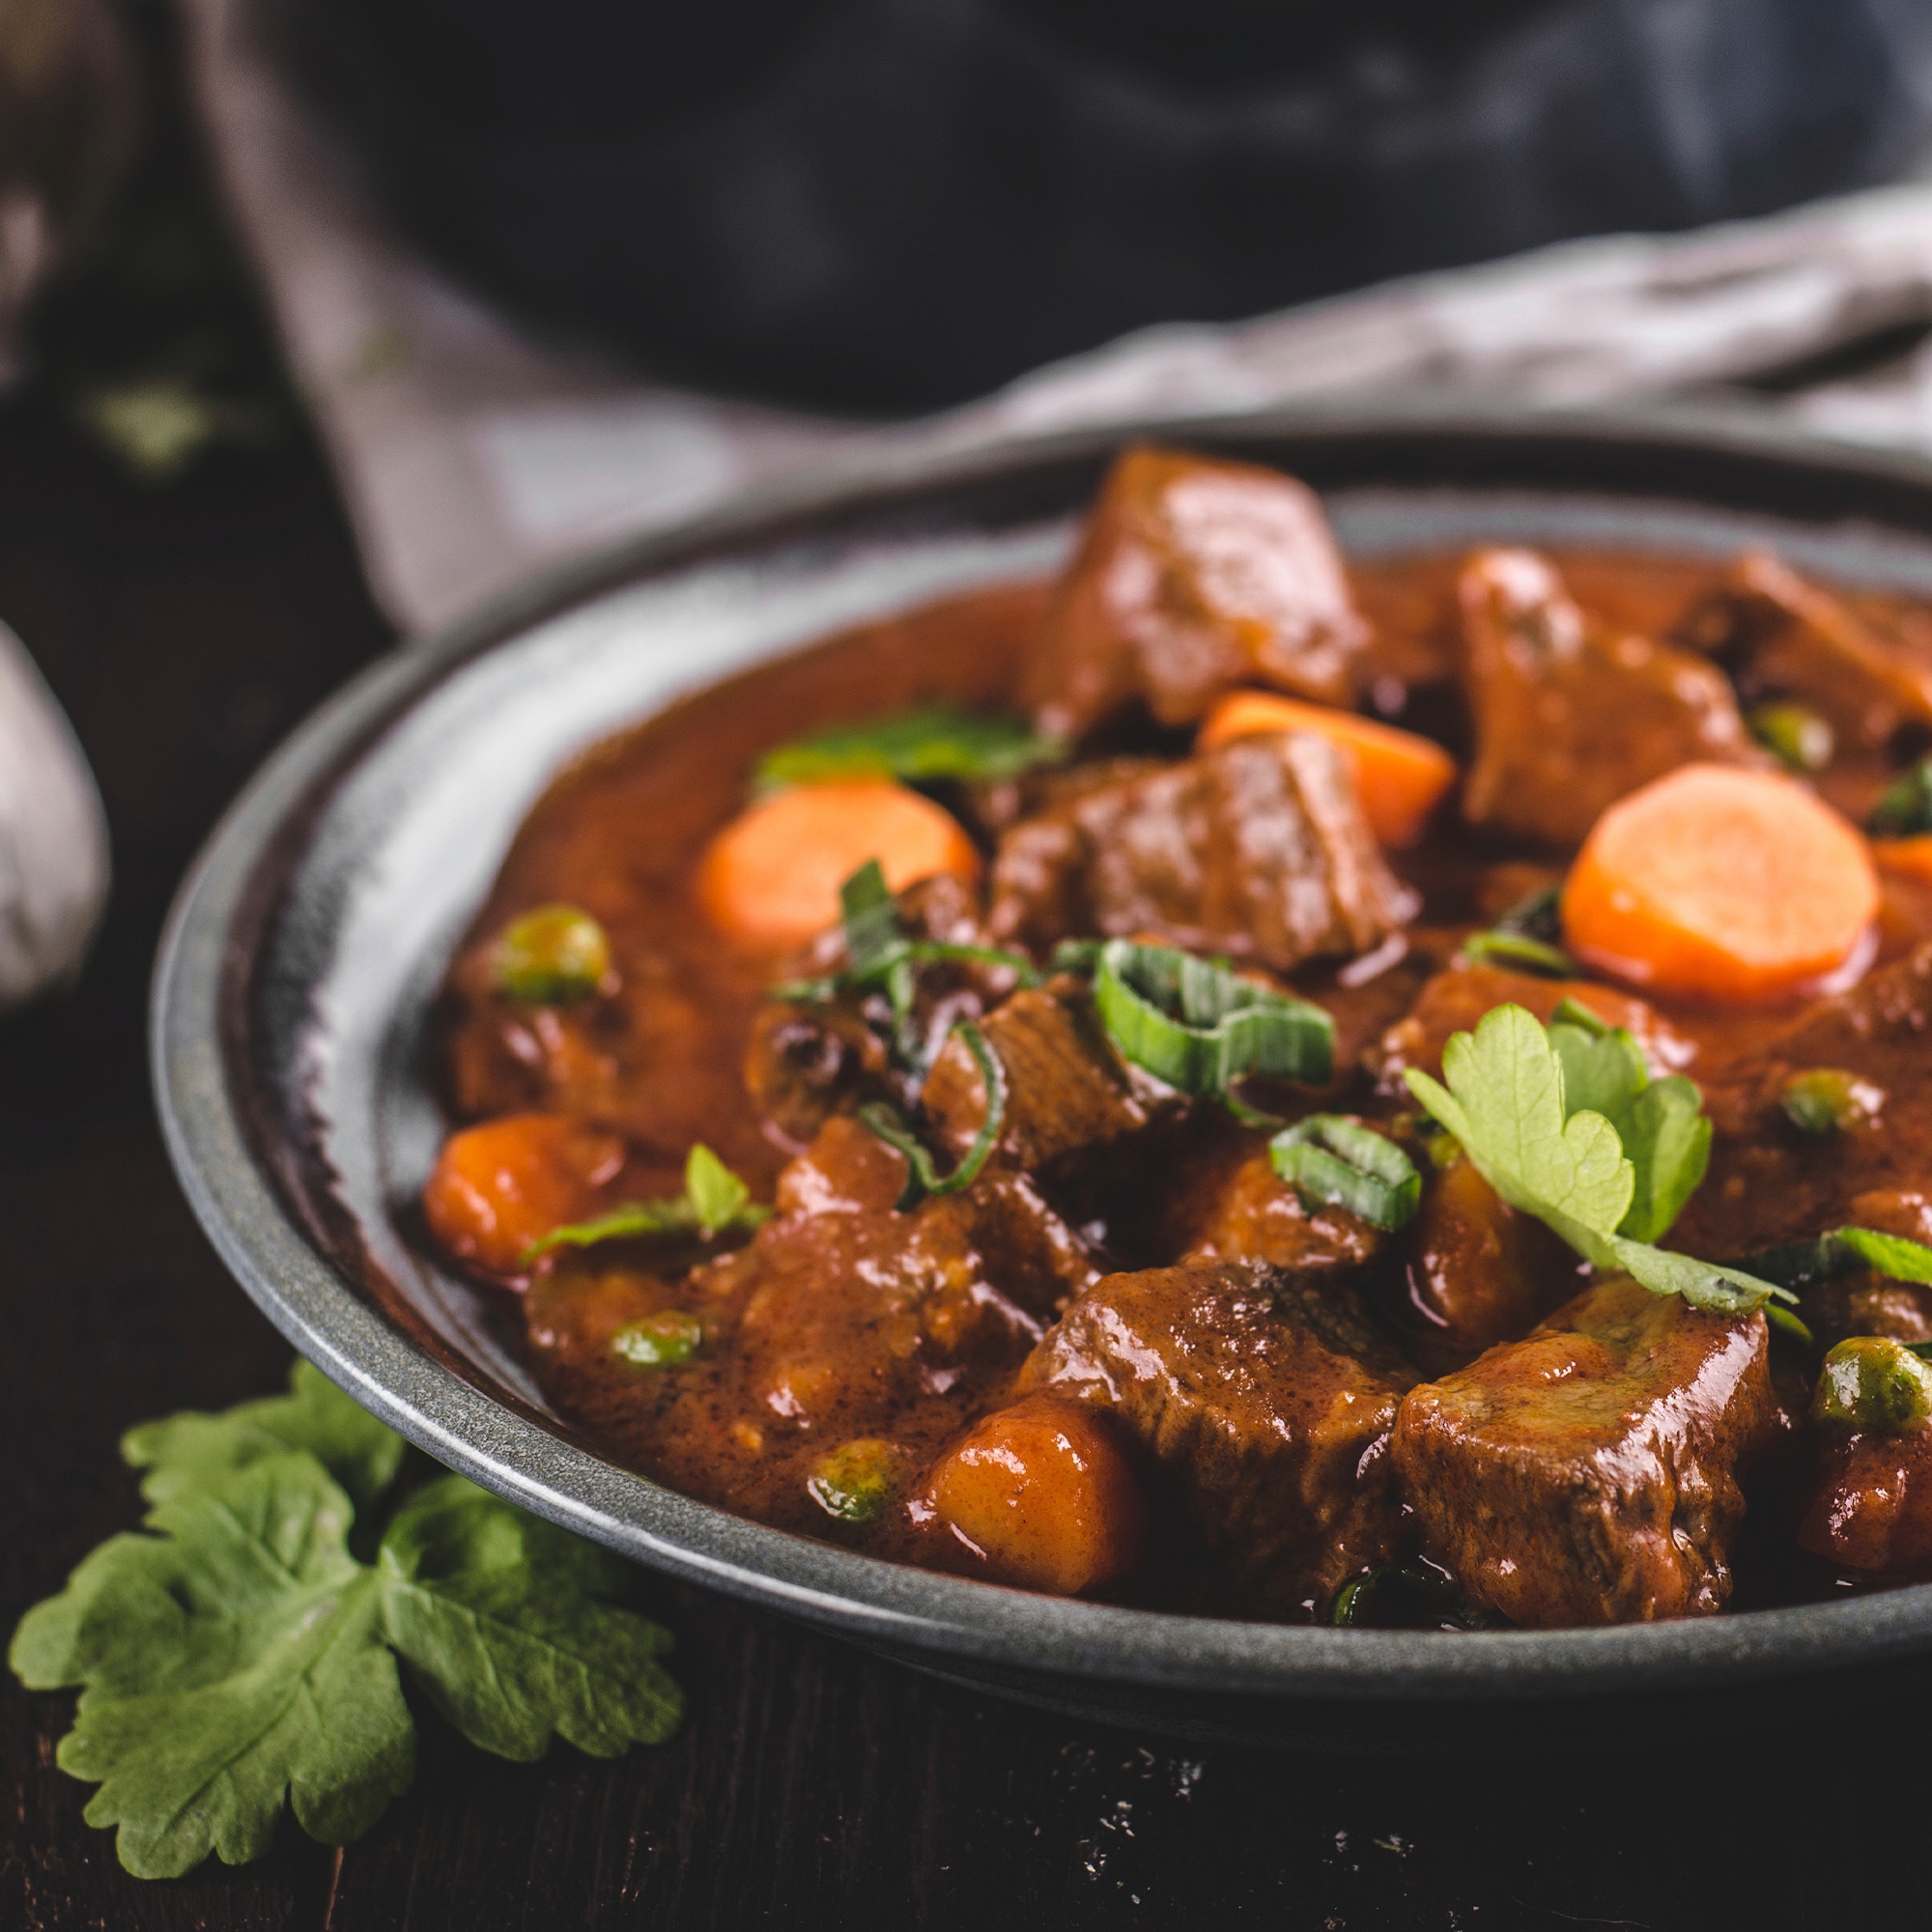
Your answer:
[1405,1003,1786,1315]
[1736,1224,1932,1296]
[1083,939,1334,1115]
[522,1143,769,1262]
[1270,1116,1421,1233]
[858,1019,1007,1208]
[774,859,1038,1051]
[9,1364,681,1879]
[755,703,1065,793]
[1869,755,1932,838]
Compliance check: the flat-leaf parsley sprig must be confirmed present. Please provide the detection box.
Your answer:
[1404,1002,1788,1316]
[9,1363,682,1880]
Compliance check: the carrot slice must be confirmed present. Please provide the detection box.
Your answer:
[697,779,980,949]
[423,1114,624,1274]
[1197,691,1456,846]
[1561,764,1878,1004]
[1874,835,1932,890]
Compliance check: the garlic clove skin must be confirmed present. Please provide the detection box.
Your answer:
[0,619,108,1009]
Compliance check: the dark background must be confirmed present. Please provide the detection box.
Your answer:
[1,7,1927,1926]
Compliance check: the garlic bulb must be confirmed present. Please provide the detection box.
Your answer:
[0,618,108,1007]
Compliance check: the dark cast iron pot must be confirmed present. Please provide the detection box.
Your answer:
[152,402,1932,1748]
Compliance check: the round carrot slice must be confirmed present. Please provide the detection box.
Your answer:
[1197,691,1457,846]
[423,1114,624,1275]
[696,780,980,950]
[1874,835,1932,891]
[1561,764,1878,1004]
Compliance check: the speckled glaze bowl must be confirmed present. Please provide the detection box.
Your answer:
[153,403,1932,1748]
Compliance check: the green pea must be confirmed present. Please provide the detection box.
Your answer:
[611,1310,703,1369]
[1747,702,1834,775]
[806,1438,900,1524]
[1814,1336,1932,1433]
[1780,1068,1883,1138]
[494,904,611,1005]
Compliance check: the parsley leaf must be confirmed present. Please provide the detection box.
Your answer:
[11,1453,413,1879]
[523,1142,769,1261]
[378,1476,681,1759]
[754,703,1065,792]
[1406,1003,1784,1316]
[11,1378,683,1879]
[124,1358,405,1511]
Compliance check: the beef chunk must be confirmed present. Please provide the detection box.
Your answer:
[1459,548,1760,848]
[1023,445,1368,742]
[1151,1117,1384,1273]
[1797,1427,1932,1577]
[1393,1277,1775,1626]
[1395,1154,1579,1368]
[921,978,1167,1175]
[1684,551,1932,753]
[1021,1259,1410,1606]
[701,1117,1101,1440]
[1671,944,1932,1262]
[1367,961,1695,1092]
[987,730,1416,969]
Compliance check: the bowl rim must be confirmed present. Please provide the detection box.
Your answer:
[152,395,1932,1705]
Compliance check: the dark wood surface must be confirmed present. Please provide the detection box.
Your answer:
[0,13,1923,1927]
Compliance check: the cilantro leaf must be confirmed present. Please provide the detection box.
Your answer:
[12,1380,684,1879]
[124,1358,405,1511]
[378,1476,682,1759]
[754,704,1065,792]
[523,1142,768,1261]
[10,1453,412,1879]
[1406,1002,1784,1316]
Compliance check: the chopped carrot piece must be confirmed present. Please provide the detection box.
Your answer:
[1197,691,1456,846]
[696,779,980,950]
[1874,835,1932,891]
[1561,764,1878,1004]
[922,1395,1147,1596]
[422,1114,624,1274]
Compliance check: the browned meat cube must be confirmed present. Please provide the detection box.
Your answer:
[1459,548,1761,848]
[921,978,1166,1174]
[1671,943,1932,1262]
[1151,1117,1384,1274]
[1023,445,1368,742]
[1684,551,1932,753]
[1392,1277,1775,1627]
[1797,1428,1932,1577]
[987,730,1416,970]
[1367,961,1695,1093]
[1021,1259,1411,1607]
[1397,1154,1579,1367]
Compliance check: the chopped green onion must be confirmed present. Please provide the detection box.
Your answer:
[1458,929,1576,978]
[806,1438,901,1524]
[1270,1116,1421,1233]
[493,904,611,1005]
[1092,940,1334,1097]
[1763,1303,1815,1351]
[611,1310,704,1369]
[1492,883,1564,945]
[772,859,1037,1027]
[1748,702,1834,774]
[1736,1225,1932,1295]
[1780,1068,1883,1137]
[1870,756,1932,838]
[755,704,1065,794]
[1814,1336,1932,1433]
[857,1020,1006,1208]
[520,1144,769,1262]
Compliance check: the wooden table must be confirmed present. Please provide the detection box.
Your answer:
[0,15,1921,1927]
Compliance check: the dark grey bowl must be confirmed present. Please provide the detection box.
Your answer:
[152,402,1932,1748]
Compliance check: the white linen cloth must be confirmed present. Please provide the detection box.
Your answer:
[179,0,1932,637]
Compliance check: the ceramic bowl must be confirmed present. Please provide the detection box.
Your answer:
[153,402,1932,1747]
